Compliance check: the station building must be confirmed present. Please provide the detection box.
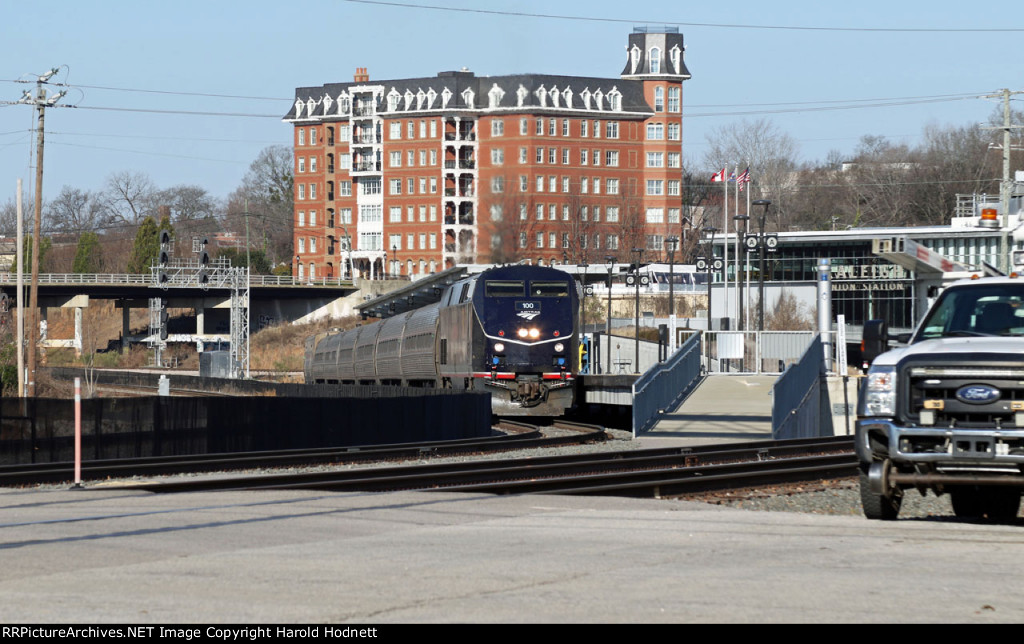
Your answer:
[283,28,690,281]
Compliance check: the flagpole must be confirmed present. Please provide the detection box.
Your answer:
[734,166,740,332]
[745,176,752,331]
[722,169,728,329]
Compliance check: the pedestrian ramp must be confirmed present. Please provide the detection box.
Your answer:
[637,375,777,448]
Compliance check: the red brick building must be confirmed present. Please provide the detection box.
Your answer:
[284,28,690,280]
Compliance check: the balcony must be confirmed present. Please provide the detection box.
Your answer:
[352,133,380,145]
[353,161,382,173]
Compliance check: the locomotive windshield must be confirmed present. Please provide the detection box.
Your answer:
[485,280,525,297]
[530,281,570,297]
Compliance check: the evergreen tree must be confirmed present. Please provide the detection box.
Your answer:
[72,231,104,273]
[127,216,160,274]
[21,236,52,273]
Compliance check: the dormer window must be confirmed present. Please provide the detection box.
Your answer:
[488,83,505,109]
[630,45,641,74]
[562,88,573,108]
[441,87,452,108]
[670,45,682,74]
[338,93,350,115]
[516,85,529,107]
[535,85,547,107]
[416,89,426,109]
[387,89,400,112]
[608,88,622,112]
[580,88,591,109]
[650,47,661,74]
[548,86,559,108]
[404,90,415,110]
[427,88,438,108]
[461,87,475,108]
[295,99,305,118]
[593,89,604,110]
[322,94,333,113]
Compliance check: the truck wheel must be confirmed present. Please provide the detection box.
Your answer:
[951,487,1020,522]
[859,465,901,520]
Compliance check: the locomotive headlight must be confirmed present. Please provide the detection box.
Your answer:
[517,328,529,338]
[528,328,540,339]
[494,342,505,353]
[554,343,564,353]
[863,366,897,417]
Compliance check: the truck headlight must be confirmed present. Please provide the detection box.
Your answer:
[864,365,897,417]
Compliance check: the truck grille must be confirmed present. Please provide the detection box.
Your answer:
[903,364,1024,428]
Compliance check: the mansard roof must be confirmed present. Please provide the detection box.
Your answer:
[284,71,658,122]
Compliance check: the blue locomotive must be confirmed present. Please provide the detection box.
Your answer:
[304,265,579,416]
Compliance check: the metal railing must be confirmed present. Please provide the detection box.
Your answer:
[632,332,702,436]
[771,336,832,440]
[701,330,818,375]
[0,273,355,288]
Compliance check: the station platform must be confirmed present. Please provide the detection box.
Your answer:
[635,375,778,448]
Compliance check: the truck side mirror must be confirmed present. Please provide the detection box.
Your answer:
[861,319,888,366]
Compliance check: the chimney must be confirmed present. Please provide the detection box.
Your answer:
[354,67,369,83]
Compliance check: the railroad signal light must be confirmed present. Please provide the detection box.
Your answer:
[159,230,172,246]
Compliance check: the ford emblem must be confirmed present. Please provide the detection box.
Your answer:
[955,384,1001,405]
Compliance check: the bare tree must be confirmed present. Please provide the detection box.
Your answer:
[702,118,799,231]
[46,186,104,233]
[479,178,540,264]
[101,171,158,226]
[227,145,294,264]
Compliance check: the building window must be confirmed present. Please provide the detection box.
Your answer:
[419,206,426,222]
[298,184,305,200]
[389,233,402,250]
[646,208,664,223]
[592,149,600,166]
[520,232,528,248]
[430,233,437,249]
[297,129,305,146]
[419,120,427,138]
[654,87,664,112]
[580,149,589,165]
[389,122,401,139]
[646,180,663,196]
[491,148,505,165]
[593,121,601,138]
[491,119,504,137]
[668,87,680,112]
[407,177,415,193]
[646,152,664,168]
[536,147,544,164]
[607,234,619,250]
[298,211,305,227]
[430,120,438,138]
[519,204,528,220]
[650,48,661,74]
[407,150,415,166]
[536,176,545,192]
[491,176,505,193]
[309,128,317,145]
[338,181,351,197]
[549,176,557,192]
[606,150,619,167]
[310,156,317,173]
[430,177,437,193]
[536,118,544,135]
[562,119,569,136]
[520,118,528,135]
[581,177,588,194]
[647,123,664,140]
[389,151,401,168]
[668,152,681,168]
[519,175,528,192]
[419,178,427,194]
[361,178,381,195]
[668,180,680,196]
[562,148,569,165]
[309,210,316,226]
[298,157,306,173]
[338,208,352,224]
[561,233,569,248]
[668,123,681,141]
[593,206,601,222]
[407,121,415,139]
[419,150,427,166]
[519,147,528,164]
[549,232,557,248]
[581,120,589,137]
[549,204,557,220]
[605,122,619,139]
[548,118,556,136]
[389,206,402,222]
[646,235,664,251]
[389,179,402,195]
[338,124,350,142]
[430,149,438,165]
[407,233,415,250]
[298,238,305,253]
[309,183,317,200]
[536,233,544,248]
[339,153,351,170]
[562,205,569,221]
[668,208,680,223]
[606,179,619,195]
[536,204,544,220]
[562,176,570,193]
[548,148,556,164]
[430,205,437,221]
[593,178,601,194]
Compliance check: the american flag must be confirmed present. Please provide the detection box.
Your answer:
[737,167,751,191]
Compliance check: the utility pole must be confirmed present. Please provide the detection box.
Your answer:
[16,68,66,396]
[982,88,1024,273]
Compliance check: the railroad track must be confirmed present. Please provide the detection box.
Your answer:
[0,421,605,487]
[103,435,856,498]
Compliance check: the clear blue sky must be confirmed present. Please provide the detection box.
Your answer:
[2,0,1022,205]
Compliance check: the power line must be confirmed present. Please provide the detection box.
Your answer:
[340,0,1024,33]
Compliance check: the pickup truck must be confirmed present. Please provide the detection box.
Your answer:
[858,275,1024,521]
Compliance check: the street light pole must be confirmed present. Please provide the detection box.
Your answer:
[752,200,771,331]
[605,256,615,375]
[580,261,589,369]
[702,227,717,368]
[632,248,644,373]
[665,236,679,353]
